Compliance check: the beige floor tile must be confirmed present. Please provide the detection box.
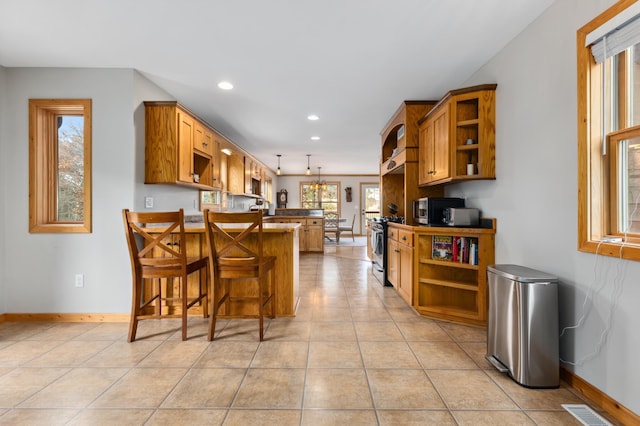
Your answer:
[313,295,350,308]
[232,368,305,409]
[91,367,187,408]
[311,307,352,322]
[349,307,392,322]
[377,409,457,425]
[487,370,587,410]
[161,368,246,408]
[18,367,128,408]
[452,410,535,425]
[264,319,312,341]
[70,322,129,341]
[66,408,154,425]
[354,321,404,341]
[308,341,362,368]
[304,368,372,409]
[25,340,113,367]
[367,369,446,409]
[82,340,162,367]
[225,409,301,426]
[215,319,270,341]
[395,320,451,341]
[0,367,69,407]
[439,321,487,342]
[310,321,356,341]
[458,341,494,369]
[0,408,79,425]
[0,340,62,367]
[194,341,259,368]
[359,341,421,369]
[146,408,227,425]
[251,341,309,368]
[428,370,518,410]
[25,322,100,341]
[348,296,386,309]
[166,318,210,341]
[386,307,422,322]
[133,318,183,341]
[301,409,378,425]
[409,341,478,369]
[137,340,209,368]
[525,410,586,425]
[0,322,56,340]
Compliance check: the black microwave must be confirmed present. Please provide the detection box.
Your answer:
[413,197,465,225]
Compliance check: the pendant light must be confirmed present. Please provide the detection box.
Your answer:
[313,166,327,191]
[276,154,282,175]
[306,154,311,175]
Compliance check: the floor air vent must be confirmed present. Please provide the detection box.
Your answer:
[562,404,612,426]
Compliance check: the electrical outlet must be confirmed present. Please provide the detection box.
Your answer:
[145,196,153,208]
[75,273,84,288]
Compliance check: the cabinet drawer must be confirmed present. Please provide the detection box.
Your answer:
[288,218,306,226]
[398,230,413,247]
[307,218,323,227]
[388,227,399,241]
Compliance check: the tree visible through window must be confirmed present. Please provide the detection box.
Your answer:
[300,182,340,215]
[29,99,92,233]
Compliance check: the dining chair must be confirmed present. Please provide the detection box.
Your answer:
[324,211,340,242]
[122,209,208,342]
[339,214,356,241]
[203,210,276,341]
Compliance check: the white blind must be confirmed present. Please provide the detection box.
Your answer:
[587,2,640,63]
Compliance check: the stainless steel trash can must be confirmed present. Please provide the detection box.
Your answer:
[486,264,559,388]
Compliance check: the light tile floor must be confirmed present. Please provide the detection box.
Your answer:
[0,246,618,425]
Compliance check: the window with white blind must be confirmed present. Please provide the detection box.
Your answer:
[578,0,640,260]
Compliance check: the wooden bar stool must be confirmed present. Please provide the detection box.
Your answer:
[122,208,208,342]
[203,210,276,341]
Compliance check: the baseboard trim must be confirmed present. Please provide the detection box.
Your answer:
[1,313,129,323]
[561,366,639,425]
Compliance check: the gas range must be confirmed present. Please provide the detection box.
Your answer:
[372,216,405,225]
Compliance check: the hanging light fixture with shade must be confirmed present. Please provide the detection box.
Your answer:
[306,154,311,175]
[276,154,282,175]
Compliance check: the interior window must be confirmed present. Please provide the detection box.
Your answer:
[29,99,92,233]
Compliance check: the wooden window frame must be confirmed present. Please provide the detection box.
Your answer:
[299,181,341,214]
[578,0,640,260]
[29,99,92,233]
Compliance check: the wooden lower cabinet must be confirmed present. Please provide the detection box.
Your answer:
[387,225,413,305]
[142,226,300,317]
[413,220,495,326]
[266,216,324,253]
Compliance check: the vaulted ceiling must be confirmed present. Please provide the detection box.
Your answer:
[0,0,555,174]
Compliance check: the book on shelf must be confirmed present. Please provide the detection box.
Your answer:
[435,236,479,265]
[432,235,453,261]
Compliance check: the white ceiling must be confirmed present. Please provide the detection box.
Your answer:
[0,0,554,175]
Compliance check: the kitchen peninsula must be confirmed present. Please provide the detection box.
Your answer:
[144,220,300,317]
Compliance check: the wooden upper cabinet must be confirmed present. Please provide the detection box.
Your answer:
[417,84,496,186]
[194,122,214,157]
[145,101,216,190]
[177,109,195,183]
[419,102,451,185]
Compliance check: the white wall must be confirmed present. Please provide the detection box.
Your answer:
[0,65,7,314]
[275,174,379,234]
[447,0,639,414]
[2,68,174,314]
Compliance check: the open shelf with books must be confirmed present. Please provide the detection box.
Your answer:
[413,219,496,326]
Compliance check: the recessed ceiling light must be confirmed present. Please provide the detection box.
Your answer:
[307,114,319,121]
[310,136,320,141]
[217,81,234,90]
